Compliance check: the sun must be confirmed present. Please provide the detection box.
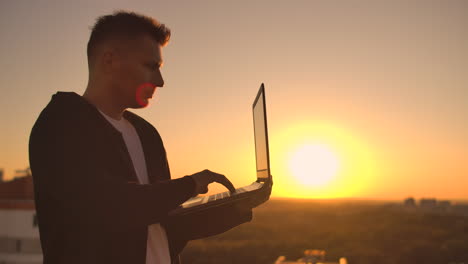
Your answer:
[288,144,340,187]
[269,121,376,199]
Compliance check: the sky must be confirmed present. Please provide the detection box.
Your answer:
[0,0,467,200]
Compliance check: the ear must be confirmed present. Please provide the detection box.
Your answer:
[100,50,113,73]
[101,49,115,74]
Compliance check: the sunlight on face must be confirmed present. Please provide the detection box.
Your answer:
[288,144,340,187]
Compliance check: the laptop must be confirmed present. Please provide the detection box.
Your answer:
[169,83,272,216]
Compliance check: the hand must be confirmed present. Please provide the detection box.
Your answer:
[189,169,236,195]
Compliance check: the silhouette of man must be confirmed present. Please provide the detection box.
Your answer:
[29,11,258,264]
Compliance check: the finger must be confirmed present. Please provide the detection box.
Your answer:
[213,174,236,193]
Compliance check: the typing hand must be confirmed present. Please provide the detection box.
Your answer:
[189,169,236,196]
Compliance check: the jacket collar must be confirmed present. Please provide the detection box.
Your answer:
[52,91,159,184]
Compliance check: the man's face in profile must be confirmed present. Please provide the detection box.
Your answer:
[111,34,164,109]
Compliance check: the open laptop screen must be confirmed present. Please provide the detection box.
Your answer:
[253,84,271,180]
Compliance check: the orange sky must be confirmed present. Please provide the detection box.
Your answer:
[0,0,467,200]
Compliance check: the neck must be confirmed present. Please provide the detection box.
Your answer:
[82,82,125,120]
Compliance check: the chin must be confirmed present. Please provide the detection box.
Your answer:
[133,97,150,108]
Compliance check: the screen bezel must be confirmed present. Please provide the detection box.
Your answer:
[252,83,272,182]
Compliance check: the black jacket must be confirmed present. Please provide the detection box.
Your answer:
[29,92,252,264]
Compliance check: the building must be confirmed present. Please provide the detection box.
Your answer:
[404,197,416,207]
[0,173,42,264]
[420,198,437,209]
[438,200,451,208]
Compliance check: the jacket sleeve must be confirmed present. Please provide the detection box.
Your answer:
[164,202,253,244]
[164,204,252,263]
[29,111,196,232]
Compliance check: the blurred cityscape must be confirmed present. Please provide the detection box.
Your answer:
[0,167,41,264]
[399,197,468,216]
[0,167,467,263]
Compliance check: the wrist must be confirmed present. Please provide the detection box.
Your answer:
[186,176,199,197]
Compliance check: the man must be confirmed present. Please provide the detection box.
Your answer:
[29,11,262,264]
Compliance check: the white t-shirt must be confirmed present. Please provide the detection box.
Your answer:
[98,109,171,264]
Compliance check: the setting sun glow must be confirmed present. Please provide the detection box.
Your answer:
[270,121,377,199]
[288,144,340,187]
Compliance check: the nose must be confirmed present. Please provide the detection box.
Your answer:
[154,69,164,88]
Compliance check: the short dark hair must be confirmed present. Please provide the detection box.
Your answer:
[87,10,171,68]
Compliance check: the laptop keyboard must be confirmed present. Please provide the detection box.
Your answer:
[180,182,263,209]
